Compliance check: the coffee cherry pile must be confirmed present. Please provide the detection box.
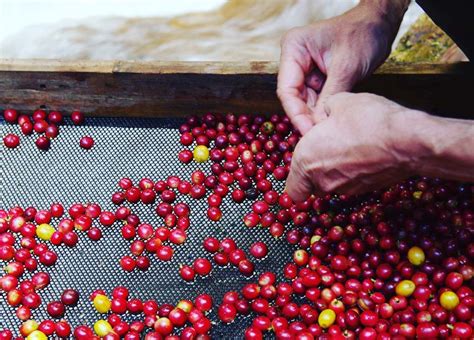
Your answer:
[211,177,473,339]
[2,108,94,150]
[178,113,295,205]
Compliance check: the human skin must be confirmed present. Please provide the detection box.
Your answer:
[278,0,473,200]
[277,0,410,134]
[285,92,474,201]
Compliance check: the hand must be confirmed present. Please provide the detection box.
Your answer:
[277,1,403,135]
[285,92,427,201]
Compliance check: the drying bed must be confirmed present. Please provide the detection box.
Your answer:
[0,115,293,338]
[1,110,473,339]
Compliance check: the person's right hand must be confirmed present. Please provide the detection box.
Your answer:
[277,1,405,135]
[285,92,420,201]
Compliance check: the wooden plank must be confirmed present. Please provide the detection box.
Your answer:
[0,59,469,75]
[0,59,278,75]
[0,60,472,119]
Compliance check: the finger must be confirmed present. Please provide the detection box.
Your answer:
[285,136,317,202]
[304,87,319,111]
[285,165,314,202]
[277,51,314,135]
[278,92,313,135]
[312,66,355,122]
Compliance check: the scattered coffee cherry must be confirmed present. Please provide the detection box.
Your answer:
[47,111,63,124]
[119,256,136,272]
[87,227,102,241]
[193,258,212,276]
[207,207,222,221]
[238,259,255,277]
[71,111,85,125]
[36,224,55,241]
[79,136,94,149]
[31,272,50,290]
[178,150,193,163]
[93,294,111,314]
[179,265,195,282]
[395,280,416,297]
[20,121,34,135]
[203,237,220,253]
[33,120,48,134]
[249,241,268,259]
[3,109,18,123]
[33,110,47,121]
[61,289,79,306]
[35,136,50,150]
[46,301,65,318]
[218,303,237,323]
[26,330,47,340]
[318,309,336,329]
[3,133,20,148]
[45,125,59,139]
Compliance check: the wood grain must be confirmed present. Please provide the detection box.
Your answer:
[0,59,472,119]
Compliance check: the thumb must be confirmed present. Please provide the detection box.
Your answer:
[312,69,354,123]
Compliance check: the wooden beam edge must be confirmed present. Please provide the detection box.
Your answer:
[0,59,471,75]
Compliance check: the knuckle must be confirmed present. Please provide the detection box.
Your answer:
[280,27,301,46]
[276,87,285,100]
[319,181,333,193]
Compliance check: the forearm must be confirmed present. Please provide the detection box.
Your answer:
[395,111,474,182]
[359,0,410,20]
[358,0,410,37]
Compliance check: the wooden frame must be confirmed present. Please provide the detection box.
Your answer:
[0,59,472,119]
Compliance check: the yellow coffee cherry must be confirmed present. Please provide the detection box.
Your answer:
[318,309,336,329]
[94,319,113,337]
[407,246,425,266]
[193,145,209,163]
[36,224,55,241]
[93,294,111,313]
[440,291,460,310]
[26,330,47,340]
[396,280,416,297]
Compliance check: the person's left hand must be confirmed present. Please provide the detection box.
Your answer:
[285,92,428,201]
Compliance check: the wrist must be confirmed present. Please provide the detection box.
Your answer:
[357,0,409,37]
[388,109,434,175]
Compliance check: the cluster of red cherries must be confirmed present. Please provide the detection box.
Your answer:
[1,111,473,339]
[221,180,473,339]
[112,176,195,271]
[178,237,269,281]
[2,109,94,150]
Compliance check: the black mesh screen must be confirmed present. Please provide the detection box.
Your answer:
[1,117,293,338]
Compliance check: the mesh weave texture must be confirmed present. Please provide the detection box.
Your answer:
[0,117,293,338]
